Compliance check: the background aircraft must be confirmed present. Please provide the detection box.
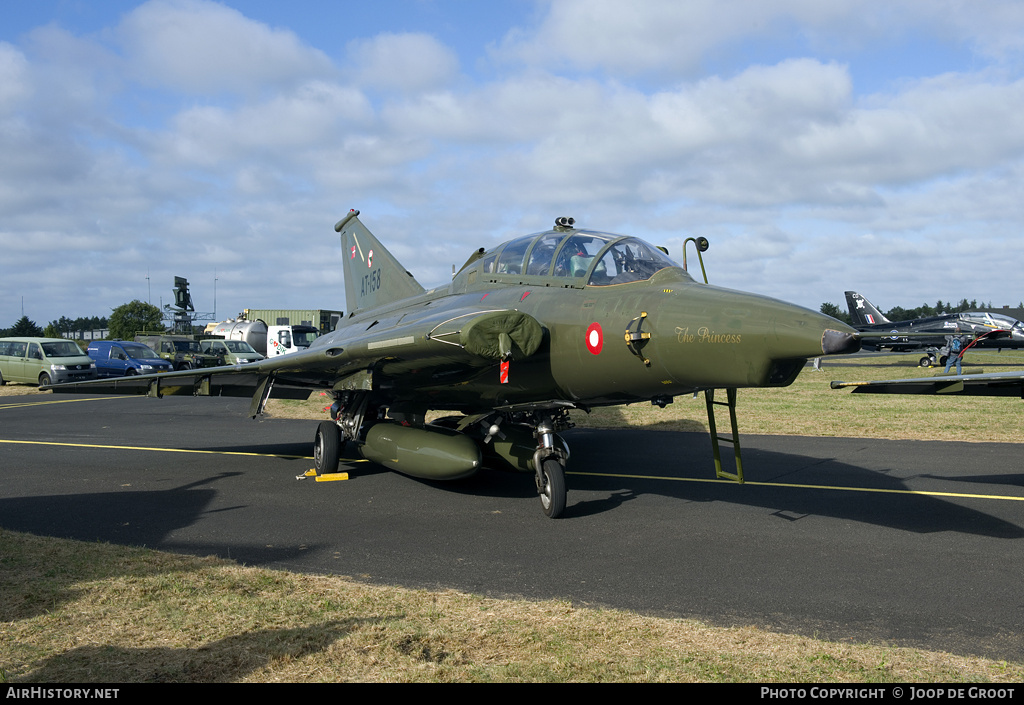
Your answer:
[845,291,1024,366]
[48,212,860,517]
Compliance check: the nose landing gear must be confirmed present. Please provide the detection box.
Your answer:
[537,458,566,518]
[532,413,569,518]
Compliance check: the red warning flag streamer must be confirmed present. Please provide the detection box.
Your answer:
[960,329,1009,359]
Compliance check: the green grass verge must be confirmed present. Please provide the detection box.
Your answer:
[3,529,1021,683]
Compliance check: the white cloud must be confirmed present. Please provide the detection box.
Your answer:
[495,0,1024,77]
[0,43,30,113]
[116,0,334,93]
[346,32,460,92]
[154,80,372,168]
[494,0,859,76]
[5,1,1024,324]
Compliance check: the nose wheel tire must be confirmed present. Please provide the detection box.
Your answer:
[538,458,566,518]
[314,421,341,473]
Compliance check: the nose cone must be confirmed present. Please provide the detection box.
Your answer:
[651,284,861,390]
[756,296,861,359]
[823,328,861,355]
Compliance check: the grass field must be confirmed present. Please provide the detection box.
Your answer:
[2,351,1023,682]
[3,530,1022,683]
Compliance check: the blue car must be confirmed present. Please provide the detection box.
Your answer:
[86,340,174,377]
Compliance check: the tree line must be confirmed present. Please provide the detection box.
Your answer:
[1,301,162,340]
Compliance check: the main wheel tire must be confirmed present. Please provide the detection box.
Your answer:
[538,458,566,519]
[314,421,341,473]
[919,356,931,368]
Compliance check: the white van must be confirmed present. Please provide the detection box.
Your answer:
[0,337,98,386]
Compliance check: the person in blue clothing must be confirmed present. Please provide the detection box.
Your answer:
[943,327,969,374]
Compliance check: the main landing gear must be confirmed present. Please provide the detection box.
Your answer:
[314,420,342,474]
[478,409,571,518]
[918,353,949,368]
[311,391,573,518]
[312,392,371,474]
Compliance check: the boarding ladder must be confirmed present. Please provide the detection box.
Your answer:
[704,388,744,483]
[683,235,744,484]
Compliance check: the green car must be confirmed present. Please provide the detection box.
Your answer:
[134,334,223,371]
[199,339,265,365]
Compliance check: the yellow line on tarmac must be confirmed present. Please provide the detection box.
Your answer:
[0,396,134,410]
[569,471,1024,503]
[0,438,310,460]
[6,438,1017,501]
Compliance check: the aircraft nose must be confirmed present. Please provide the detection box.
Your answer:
[647,285,861,391]
[763,302,861,359]
[754,305,860,386]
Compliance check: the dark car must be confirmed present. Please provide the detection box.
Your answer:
[87,340,173,377]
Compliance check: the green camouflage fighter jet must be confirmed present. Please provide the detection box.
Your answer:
[47,211,860,517]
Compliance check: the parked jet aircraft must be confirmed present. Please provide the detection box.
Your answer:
[845,291,1024,366]
[47,212,861,517]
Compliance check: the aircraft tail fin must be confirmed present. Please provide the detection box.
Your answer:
[336,210,426,314]
[845,291,890,326]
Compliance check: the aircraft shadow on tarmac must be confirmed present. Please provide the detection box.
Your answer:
[921,472,1024,490]
[2,426,1021,568]
[562,429,1024,537]
[177,441,314,458]
[0,470,331,583]
[351,427,1024,538]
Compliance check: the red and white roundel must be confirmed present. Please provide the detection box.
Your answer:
[585,322,603,355]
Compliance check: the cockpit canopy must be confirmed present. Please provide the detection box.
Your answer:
[473,229,684,287]
[960,311,1024,332]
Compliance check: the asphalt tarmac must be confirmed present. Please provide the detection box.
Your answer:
[2,392,1023,661]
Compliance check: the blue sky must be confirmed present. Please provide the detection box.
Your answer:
[3,0,1024,329]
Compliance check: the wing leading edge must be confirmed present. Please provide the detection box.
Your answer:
[45,307,545,414]
[831,370,1024,397]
